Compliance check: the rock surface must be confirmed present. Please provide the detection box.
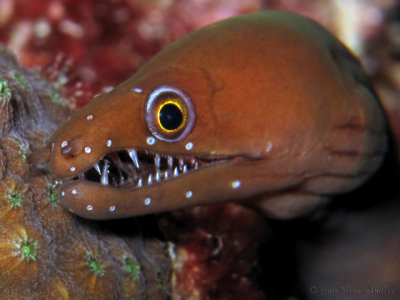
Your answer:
[0,45,171,299]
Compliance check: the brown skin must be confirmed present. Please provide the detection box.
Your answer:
[31,11,388,220]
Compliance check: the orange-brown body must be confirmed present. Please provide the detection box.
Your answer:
[32,11,388,219]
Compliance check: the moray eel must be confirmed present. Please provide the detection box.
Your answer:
[29,11,388,220]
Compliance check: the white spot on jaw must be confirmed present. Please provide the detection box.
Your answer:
[107,140,112,147]
[186,191,193,198]
[70,166,76,172]
[61,140,68,148]
[266,141,273,153]
[86,205,93,211]
[72,189,78,195]
[185,142,193,151]
[147,137,156,145]
[86,114,94,120]
[232,180,241,189]
[109,205,116,212]
[84,146,92,154]
[144,197,151,205]
[133,88,143,93]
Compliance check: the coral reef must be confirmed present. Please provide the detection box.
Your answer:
[0,0,264,106]
[164,205,269,300]
[0,45,172,299]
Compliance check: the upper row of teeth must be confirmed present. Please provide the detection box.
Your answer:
[127,149,199,171]
[90,149,200,186]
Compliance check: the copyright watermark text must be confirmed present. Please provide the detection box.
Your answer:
[308,285,398,297]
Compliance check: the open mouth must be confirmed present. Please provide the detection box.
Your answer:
[71,149,231,189]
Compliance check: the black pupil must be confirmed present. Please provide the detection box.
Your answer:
[159,103,183,130]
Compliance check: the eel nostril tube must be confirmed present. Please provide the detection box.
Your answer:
[26,146,51,164]
[61,139,83,156]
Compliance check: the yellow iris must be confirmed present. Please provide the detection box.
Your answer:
[156,99,186,133]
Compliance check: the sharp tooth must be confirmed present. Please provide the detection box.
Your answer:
[101,160,110,185]
[183,164,188,173]
[194,162,199,169]
[79,173,85,179]
[94,163,101,175]
[155,154,161,171]
[174,167,179,177]
[191,158,196,167]
[179,158,184,170]
[148,174,153,185]
[155,171,161,182]
[128,149,140,169]
[137,178,143,187]
[168,156,174,170]
[164,171,169,179]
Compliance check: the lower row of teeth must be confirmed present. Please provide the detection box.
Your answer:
[84,149,201,187]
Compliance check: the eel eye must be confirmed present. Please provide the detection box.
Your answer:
[158,101,183,131]
[145,86,195,142]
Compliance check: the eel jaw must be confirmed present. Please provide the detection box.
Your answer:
[65,148,233,189]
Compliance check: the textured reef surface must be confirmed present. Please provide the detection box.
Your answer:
[0,0,265,106]
[0,44,172,299]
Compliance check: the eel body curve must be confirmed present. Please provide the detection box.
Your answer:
[33,11,388,219]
